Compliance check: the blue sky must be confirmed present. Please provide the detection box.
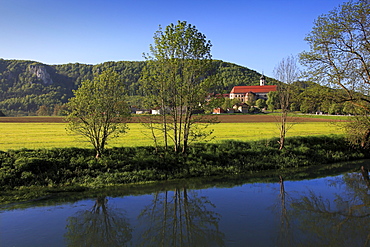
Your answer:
[1,0,345,77]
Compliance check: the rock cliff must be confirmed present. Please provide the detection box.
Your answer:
[28,64,53,85]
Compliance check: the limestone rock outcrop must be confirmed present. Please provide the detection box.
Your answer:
[28,64,53,85]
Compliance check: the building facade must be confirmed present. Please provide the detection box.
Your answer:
[229,75,277,103]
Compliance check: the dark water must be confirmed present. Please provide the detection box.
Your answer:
[1,169,369,247]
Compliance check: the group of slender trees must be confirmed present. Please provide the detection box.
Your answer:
[67,21,214,158]
[66,0,370,157]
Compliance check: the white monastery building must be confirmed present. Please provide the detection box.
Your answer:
[229,75,277,103]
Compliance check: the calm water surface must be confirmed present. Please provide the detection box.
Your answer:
[1,170,369,247]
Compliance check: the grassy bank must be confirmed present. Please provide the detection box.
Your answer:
[1,135,368,204]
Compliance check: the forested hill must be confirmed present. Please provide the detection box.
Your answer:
[0,59,273,116]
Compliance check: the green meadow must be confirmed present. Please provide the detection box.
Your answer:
[0,122,344,151]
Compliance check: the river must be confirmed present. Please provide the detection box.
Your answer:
[1,163,369,247]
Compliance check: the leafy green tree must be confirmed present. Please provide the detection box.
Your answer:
[255,99,266,110]
[299,101,313,113]
[342,101,355,115]
[345,111,370,148]
[328,103,342,115]
[296,83,337,113]
[66,69,130,158]
[36,105,50,116]
[300,1,370,110]
[289,102,298,111]
[300,1,370,147]
[222,98,240,110]
[266,91,278,112]
[204,96,225,113]
[141,20,214,153]
[246,94,256,107]
[52,104,67,116]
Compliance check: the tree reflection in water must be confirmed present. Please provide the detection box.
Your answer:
[290,167,370,247]
[138,186,225,247]
[64,196,132,247]
[276,175,294,246]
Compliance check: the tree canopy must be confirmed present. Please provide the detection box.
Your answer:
[300,0,370,111]
[142,20,214,153]
[66,69,130,158]
[300,0,370,147]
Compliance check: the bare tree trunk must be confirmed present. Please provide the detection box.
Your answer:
[278,112,287,150]
[162,110,168,151]
[273,55,299,150]
[182,108,192,153]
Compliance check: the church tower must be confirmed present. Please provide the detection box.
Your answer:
[260,74,266,86]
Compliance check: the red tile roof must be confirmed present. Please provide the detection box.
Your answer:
[230,85,277,94]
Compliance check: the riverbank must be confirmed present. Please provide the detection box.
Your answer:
[1,135,369,204]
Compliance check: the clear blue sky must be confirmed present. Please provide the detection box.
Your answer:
[1,0,345,77]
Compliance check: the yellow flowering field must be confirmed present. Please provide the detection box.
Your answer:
[0,121,344,151]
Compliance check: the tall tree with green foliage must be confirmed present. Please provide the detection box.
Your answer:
[66,69,130,158]
[141,20,214,153]
[273,55,300,150]
[266,91,279,112]
[300,0,370,147]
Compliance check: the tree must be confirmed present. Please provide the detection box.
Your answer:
[266,91,278,112]
[300,0,370,147]
[300,1,370,108]
[141,20,214,153]
[36,105,50,116]
[344,111,370,148]
[52,104,67,116]
[246,93,256,107]
[222,98,240,110]
[273,55,300,150]
[66,69,130,158]
[255,99,267,110]
[204,96,225,113]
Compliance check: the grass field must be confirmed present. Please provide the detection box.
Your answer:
[0,121,345,151]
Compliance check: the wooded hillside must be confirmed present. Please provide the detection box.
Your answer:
[0,59,272,116]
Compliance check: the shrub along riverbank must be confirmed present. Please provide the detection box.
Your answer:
[1,135,368,203]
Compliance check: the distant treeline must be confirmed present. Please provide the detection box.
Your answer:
[0,59,271,116]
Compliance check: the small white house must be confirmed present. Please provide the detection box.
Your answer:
[151,109,162,115]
